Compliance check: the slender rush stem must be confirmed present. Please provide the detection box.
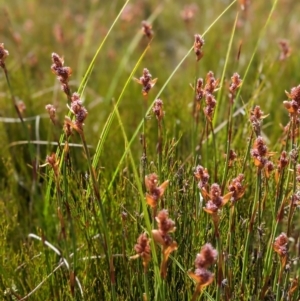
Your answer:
[241,168,261,292]
[79,131,116,300]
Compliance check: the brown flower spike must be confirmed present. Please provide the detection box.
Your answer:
[273,232,289,270]
[250,136,275,177]
[203,183,232,215]
[189,243,217,299]
[229,72,242,96]
[228,174,245,203]
[273,232,288,258]
[153,99,164,122]
[51,52,72,97]
[202,183,233,236]
[141,21,153,39]
[0,43,9,70]
[152,210,177,278]
[194,165,210,191]
[194,34,204,61]
[134,68,157,96]
[180,4,198,23]
[278,39,291,61]
[65,93,88,133]
[250,105,268,136]
[45,104,57,125]
[46,153,59,178]
[283,85,300,118]
[130,233,151,271]
[205,71,219,95]
[145,173,169,208]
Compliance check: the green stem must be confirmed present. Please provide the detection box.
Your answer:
[221,101,233,193]
[80,131,116,300]
[210,121,218,183]
[215,233,222,301]
[143,270,150,301]
[241,168,261,293]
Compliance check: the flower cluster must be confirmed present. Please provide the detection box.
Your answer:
[189,243,218,295]
[203,183,232,215]
[290,192,300,207]
[51,52,72,97]
[193,71,219,121]
[278,39,291,61]
[152,210,177,278]
[194,34,204,61]
[228,174,245,203]
[131,233,151,271]
[273,232,289,266]
[134,68,157,96]
[195,78,204,101]
[65,93,88,133]
[239,0,250,11]
[229,72,242,97]
[250,136,274,176]
[145,173,169,208]
[296,164,300,184]
[277,151,289,172]
[283,85,300,117]
[46,153,59,178]
[250,105,267,136]
[204,94,217,121]
[135,174,175,278]
[153,98,164,122]
[0,43,9,69]
[228,149,237,167]
[141,21,153,39]
[45,104,56,124]
[194,165,210,191]
[205,71,219,94]
[180,4,198,23]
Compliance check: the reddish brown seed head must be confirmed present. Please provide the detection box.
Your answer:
[273,233,289,257]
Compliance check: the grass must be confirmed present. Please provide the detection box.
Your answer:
[1,0,300,300]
